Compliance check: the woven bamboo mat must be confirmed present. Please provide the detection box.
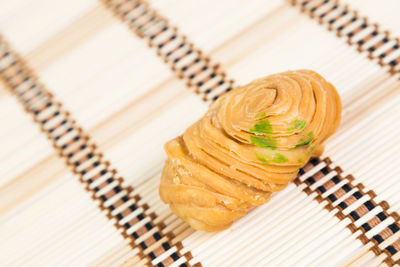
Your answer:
[1,0,400,266]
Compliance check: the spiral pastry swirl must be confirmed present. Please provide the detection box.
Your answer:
[160,70,341,231]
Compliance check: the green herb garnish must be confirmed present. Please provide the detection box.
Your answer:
[293,119,306,130]
[287,117,306,133]
[307,144,317,156]
[309,144,316,152]
[291,131,315,149]
[249,120,273,134]
[272,153,288,163]
[256,112,266,119]
[255,152,269,164]
[250,136,277,150]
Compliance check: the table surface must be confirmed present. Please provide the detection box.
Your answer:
[1,0,400,266]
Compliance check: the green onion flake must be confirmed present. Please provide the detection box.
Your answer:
[255,152,269,164]
[292,131,315,149]
[255,112,266,119]
[249,120,273,134]
[287,117,306,132]
[250,136,277,150]
[272,153,288,163]
[293,119,306,130]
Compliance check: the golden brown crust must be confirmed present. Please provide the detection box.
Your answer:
[160,70,342,231]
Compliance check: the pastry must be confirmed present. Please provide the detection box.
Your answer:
[160,70,341,231]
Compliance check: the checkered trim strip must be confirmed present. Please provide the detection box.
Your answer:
[291,0,400,75]
[0,36,193,267]
[101,0,235,102]
[295,158,400,265]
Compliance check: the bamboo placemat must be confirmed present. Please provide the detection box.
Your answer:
[1,0,400,266]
